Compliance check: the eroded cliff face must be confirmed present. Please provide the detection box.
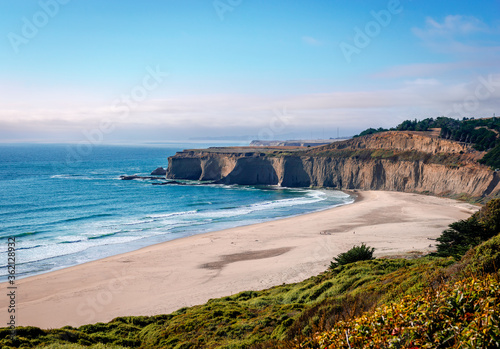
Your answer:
[166,133,500,198]
[326,131,470,154]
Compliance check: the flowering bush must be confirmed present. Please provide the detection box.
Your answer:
[299,274,500,348]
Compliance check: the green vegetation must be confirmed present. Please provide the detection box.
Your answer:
[301,272,500,348]
[1,200,499,349]
[479,142,500,169]
[438,117,500,151]
[434,198,500,259]
[0,258,453,349]
[330,243,375,268]
[355,127,389,137]
[354,116,500,167]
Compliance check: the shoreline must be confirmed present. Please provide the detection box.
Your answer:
[2,188,354,284]
[1,191,478,329]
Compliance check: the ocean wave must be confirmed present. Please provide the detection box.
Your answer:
[50,174,111,181]
[87,231,121,240]
[51,213,114,225]
[0,180,351,280]
[0,202,101,218]
[50,174,87,179]
[100,210,198,229]
[15,244,44,251]
[5,231,43,239]
[59,239,85,244]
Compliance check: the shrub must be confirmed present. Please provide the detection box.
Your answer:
[330,243,375,269]
[435,199,500,259]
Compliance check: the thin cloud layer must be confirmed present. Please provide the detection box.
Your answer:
[413,15,489,38]
[2,73,499,142]
[1,2,500,143]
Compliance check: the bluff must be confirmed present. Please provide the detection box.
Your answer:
[166,132,500,199]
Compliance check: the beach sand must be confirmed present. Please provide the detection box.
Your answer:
[0,191,478,329]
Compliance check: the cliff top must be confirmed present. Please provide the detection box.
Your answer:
[174,146,305,157]
[316,131,472,153]
[175,131,482,158]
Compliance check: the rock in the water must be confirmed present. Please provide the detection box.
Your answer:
[151,167,167,175]
[120,175,164,180]
[152,181,186,185]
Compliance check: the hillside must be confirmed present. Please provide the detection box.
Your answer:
[1,199,499,348]
[166,131,500,200]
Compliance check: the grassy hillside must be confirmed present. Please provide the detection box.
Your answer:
[1,200,499,349]
[299,272,500,348]
[1,258,454,349]
[296,234,500,349]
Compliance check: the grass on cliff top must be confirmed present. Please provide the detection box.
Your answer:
[2,200,499,349]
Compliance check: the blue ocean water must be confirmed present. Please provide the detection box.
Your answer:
[0,143,353,281]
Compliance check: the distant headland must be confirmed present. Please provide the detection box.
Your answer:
[166,117,500,200]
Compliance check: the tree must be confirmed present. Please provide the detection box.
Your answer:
[435,199,500,259]
[330,243,375,268]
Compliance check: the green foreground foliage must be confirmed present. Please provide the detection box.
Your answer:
[435,198,500,259]
[330,243,375,268]
[0,259,456,349]
[302,273,500,348]
[2,200,499,349]
[298,233,500,349]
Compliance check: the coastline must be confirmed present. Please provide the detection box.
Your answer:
[1,191,478,329]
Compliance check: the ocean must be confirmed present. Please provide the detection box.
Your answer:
[0,143,353,281]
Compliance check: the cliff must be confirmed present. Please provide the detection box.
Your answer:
[167,132,500,199]
[250,139,346,147]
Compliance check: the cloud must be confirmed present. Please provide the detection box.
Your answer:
[2,70,500,142]
[371,62,471,79]
[413,15,489,39]
[411,15,500,56]
[302,36,323,46]
[404,78,440,86]
[2,74,500,141]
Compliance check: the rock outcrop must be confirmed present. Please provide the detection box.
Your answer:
[151,167,167,175]
[166,132,500,199]
[120,175,164,180]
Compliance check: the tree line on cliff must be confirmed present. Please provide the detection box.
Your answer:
[354,116,500,168]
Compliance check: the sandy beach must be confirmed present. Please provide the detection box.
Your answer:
[1,191,478,329]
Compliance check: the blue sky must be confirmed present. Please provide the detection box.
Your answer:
[1,0,500,142]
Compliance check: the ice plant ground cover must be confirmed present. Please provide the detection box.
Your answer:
[299,274,500,348]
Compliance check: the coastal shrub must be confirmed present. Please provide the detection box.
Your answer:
[35,345,128,349]
[435,199,500,259]
[300,273,500,348]
[330,243,375,269]
[480,142,500,168]
[463,234,500,275]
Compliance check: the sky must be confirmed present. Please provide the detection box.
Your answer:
[1,0,500,143]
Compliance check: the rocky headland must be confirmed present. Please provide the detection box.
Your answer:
[166,131,500,199]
